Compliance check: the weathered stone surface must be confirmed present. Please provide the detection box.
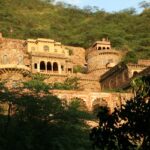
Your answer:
[51,90,133,112]
[0,33,149,111]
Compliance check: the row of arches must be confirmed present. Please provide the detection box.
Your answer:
[39,61,58,71]
[97,47,110,50]
[34,61,73,74]
[68,97,109,111]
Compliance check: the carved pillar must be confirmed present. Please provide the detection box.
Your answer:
[52,62,53,73]
[45,61,47,73]
[58,63,61,74]
[37,63,40,72]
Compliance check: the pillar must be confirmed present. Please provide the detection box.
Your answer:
[37,63,40,72]
[58,63,61,74]
[52,62,53,73]
[45,62,47,73]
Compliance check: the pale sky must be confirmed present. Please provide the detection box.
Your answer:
[55,0,148,12]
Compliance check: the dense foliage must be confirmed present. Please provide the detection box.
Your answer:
[0,0,150,60]
[90,76,150,150]
[0,79,92,150]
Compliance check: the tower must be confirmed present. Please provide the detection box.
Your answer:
[86,38,122,79]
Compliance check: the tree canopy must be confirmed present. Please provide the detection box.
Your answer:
[0,0,150,60]
[90,75,150,150]
[0,78,93,150]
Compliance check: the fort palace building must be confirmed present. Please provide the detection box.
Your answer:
[0,32,150,111]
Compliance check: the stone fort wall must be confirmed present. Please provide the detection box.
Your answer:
[51,90,133,112]
[0,37,30,66]
[87,49,121,73]
[0,33,146,112]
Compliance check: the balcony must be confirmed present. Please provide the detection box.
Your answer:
[0,64,31,75]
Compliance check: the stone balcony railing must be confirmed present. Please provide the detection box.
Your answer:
[0,64,30,70]
[0,64,31,75]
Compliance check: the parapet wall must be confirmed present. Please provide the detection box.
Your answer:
[51,90,133,112]
[0,37,30,66]
[138,59,150,66]
[44,73,101,92]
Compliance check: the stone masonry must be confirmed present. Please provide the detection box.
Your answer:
[0,32,149,111]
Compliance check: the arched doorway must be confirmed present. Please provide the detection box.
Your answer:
[47,62,52,71]
[53,62,58,72]
[133,71,138,77]
[92,98,108,114]
[40,61,46,71]
[70,97,88,111]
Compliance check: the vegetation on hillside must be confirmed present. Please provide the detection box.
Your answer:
[0,0,150,60]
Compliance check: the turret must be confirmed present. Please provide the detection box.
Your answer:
[86,38,122,77]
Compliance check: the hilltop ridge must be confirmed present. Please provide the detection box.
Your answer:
[0,0,150,59]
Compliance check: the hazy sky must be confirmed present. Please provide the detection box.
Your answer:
[55,0,146,12]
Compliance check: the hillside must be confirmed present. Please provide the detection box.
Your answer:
[0,0,150,60]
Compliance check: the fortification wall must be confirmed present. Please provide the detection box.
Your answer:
[0,72,30,88]
[65,46,86,66]
[87,68,109,80]
[44,73,101,92]
[51,90,133,112]
[100,67,129,90]
[0,37,30,66]
[45,75,67,83]
[87,50,121,72]
[138,59,150,66]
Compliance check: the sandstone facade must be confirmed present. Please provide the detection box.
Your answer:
[0,33,149,111]
[100,63,147,91]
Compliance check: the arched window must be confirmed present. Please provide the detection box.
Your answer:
[103,47,106,50]
[133,71,138,77]
[18,56,23,65]
[98,47,101,50]
[3,55,7,64]
[107,47,110,49]
[43,45,49,51]
[34,63,37,69]
[40,61,46,71]
[53,62,58,71]
[47,62,52,71]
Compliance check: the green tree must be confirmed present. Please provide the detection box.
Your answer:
[90,76,150,150]
[0,0,150,59]
[23,74,50,93]
[0,78,92,150]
